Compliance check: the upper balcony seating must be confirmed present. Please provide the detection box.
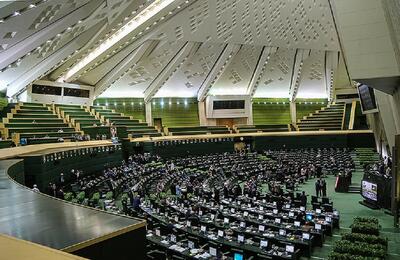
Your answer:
[91,106,161,138]
[2,103,81,143]
[296,103,345,131]
[56,104,101,129]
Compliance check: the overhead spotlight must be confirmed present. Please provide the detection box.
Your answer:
[139,102,142,105]
[177,101,180,105]
[160,101,164,106]
[123,102,126,106]
[184,100,188,105]
[169,101,172,105]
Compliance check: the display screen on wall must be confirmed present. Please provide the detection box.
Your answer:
[361,180,378,201]
[64,87,90,98]
[357,84,378,113]
[32,84,62,96]
[213,100,245,110]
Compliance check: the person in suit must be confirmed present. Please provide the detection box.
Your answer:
[315,179,321,197]
[300,191,307,206]
[321,179,327,197]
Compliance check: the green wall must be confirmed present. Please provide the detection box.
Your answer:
[252,98,291,125]
[94,98,146,122]
[296,98,327,120]
[151,98,199,127]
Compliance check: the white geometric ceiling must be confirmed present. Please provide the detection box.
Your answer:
[0,0,353,101]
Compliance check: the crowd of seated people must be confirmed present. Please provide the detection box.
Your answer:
[52,149,353,259]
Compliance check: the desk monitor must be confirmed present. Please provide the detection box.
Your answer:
[238,234,245,243]
[188,240,195,249]
[243,211,249,217]
[259,206,264,211]
[211,214,215,220]
[199,210,203,216]
[302,233,310,240]
[186,220,191,227]
[240,221,246,228]
[285,204,291,209]
[155,229,161,236]
[300,206,305,211]
[315,223,322,230]
[209,247,217,256]
[294,221,301,227]
[306,213,313,221]
[289,211,295,217]
[279,229,286,236]
[224,217,229,224]
[260,240,268,248]
[259,225,265,232]
[316,208,322,214]
[201,225,207,232]
[273,209,278,214]
[325,216,332,222]
[286,245,295,253]
[275,218,281,224]
[234,252,244,260]
[171,234,177,243]
[258,214,264,220]
[218,230,224,237]
[231,208,236,213]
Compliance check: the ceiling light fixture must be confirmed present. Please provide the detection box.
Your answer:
[57,0,177,83]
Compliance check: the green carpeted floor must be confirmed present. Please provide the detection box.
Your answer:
[298,169,400,259]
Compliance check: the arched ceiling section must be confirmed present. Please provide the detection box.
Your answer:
[0,0,349,101]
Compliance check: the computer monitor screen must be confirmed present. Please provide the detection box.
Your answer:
[325,216,332,222]
[259,206,264,211]
[259,225,265,232]
[315,223,322,230]
[316,209,322,214]
[218,230,224,237]
[302,233,310,240]
[258,215,263,220]
[300,206,305,211]
[285,204,291,209]
[275,218,281,224]
[294,221,301,227]
[279,229,286,236]
[234,252,244,260]
[243,211,249,217]
[170,234,176,243]
[289,212,294,217]
[224,217,229,224]
[155,229,161,236]
[201,225,206,232]
[362,180,378,201]
[240,221,246,228]
[286,245,295,253]
[260,240,268,248]
[199,210,203,216]
[209,247,217,256]
[273,209,278,214]
[306,214,313,221]
[186,220,191,227]
[231,208,235,213]
[238,234,244,243]
[188,240,194,249]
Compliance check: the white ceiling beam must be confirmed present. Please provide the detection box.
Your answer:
[6,23,103,98]
[289,49,311,102]
[0,0,104,71]
[93,40,157,98]
[197,43,241,102]
[144,41,200,103]
[246,46,278,96]
[60,0,190,83]
[325,51,340,101]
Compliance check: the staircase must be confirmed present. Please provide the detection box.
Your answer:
[296,103,345,131]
